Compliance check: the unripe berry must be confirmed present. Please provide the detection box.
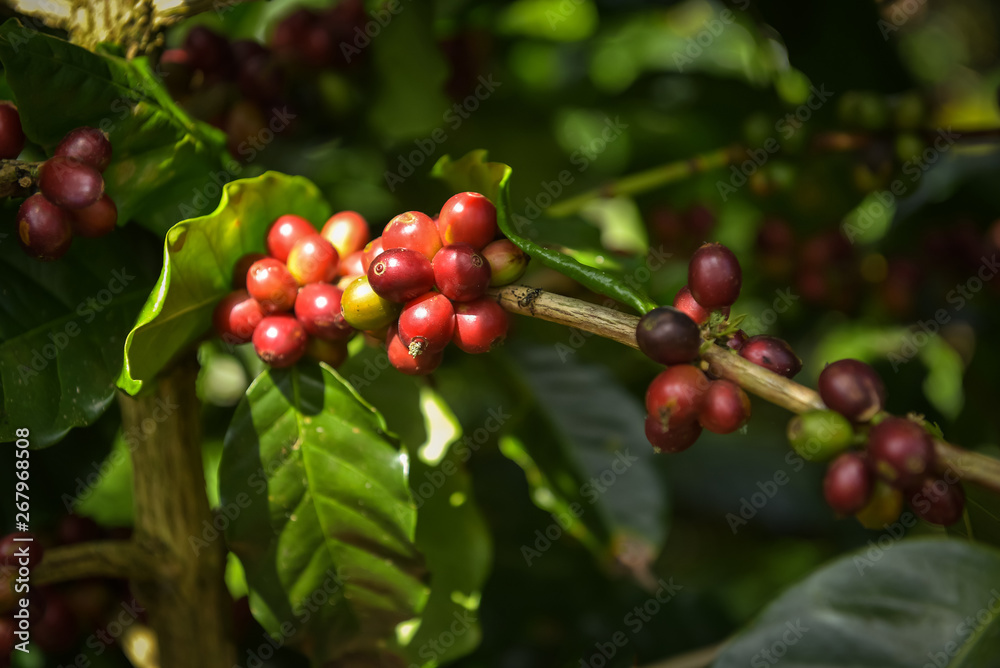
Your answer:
[645,415,702,454]
[635,306,701,365]
[787,410,854,462]
[0,533,42,570]
[321,210,370,257]
[0,102,25,159]
[213,290,265,345]
[232,252,267,289]
[387,325,443,375]
[286,234,339,285]
[368,248,435,303]
[481,239,528,286]
[699,380,751,434]
[854,480,903,529]
[868,417,935,488]
[266,214,316,262]
[437,192,498,250]
[905,476,965,526]
[38,156,104,210]
[340,276,402,331]
[688,242,742,309]
[55,127,113,172]
[398,292,455,356]
[69,193,117,238]
[294,283,354,341]
[306,337,349,368]
[432,244,491,302]
[253,315,308,368]
[823,452,873,515]
[17,193,73,261]
[818,359,886,422]
[645,364,709,430]
[382,211,441,260]
[739,335,802,378]
[452,298,509,354]
[246,258,298,313]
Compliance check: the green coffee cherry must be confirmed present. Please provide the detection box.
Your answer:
[787,410,854,462]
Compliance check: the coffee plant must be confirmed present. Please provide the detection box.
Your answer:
[2,1,1000,668]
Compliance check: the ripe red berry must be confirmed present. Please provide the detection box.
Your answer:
[55,127,113,172]
[906,476,965,526]
[481,239,528,286]
[452,298,509,354]
[432,244,491,302]
[645,415,702,454]
[699,380,751,434]
[823,452,873,515]
[635,306,701,365]
[672,286,710,324]
[17,193,73,261]
[387,325,443,375]
[232,252,267,289]
[340,276,402,331]
[294,283,354,341]
[437,192,498,250]
[367,248,435,303]
[360,237,384,273]
[306,337,349,367]
[69,193,117,238]
[0,533,42,570]
[868,416,936,487]
[818,359,886,422]
[321,210,370,258]
[398,292,455,356]
[688,242,742,309]
[382,211,442,260]
[266,214,316,262]
[645,364,709,430]
[286,234,339,285]
[739,335,802,378]
[0,102,25,159]
[213,290,265,345]
[339,250,364,278]
[246,258,298,313]
[253,315,308,368]
[38,156,104,210]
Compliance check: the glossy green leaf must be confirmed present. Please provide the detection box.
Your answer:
[119,172,331,395]
[713,539,1000,668]
[219,363,428,662]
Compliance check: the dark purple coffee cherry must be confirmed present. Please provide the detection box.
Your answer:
[0,102,25,159]
[17,193,73,261]
[367,248,435,303]
[823,452,873,515]
[645,415,702,454]
[698,380,751,434]
[38,156,104,210]
[739,335,802,378]
[55,127,112,172]
[818,358,886,422]
[906,476,965,526]
[868,416,935,488]
[184,26,236,78]
[688,242,742,309]
[636,306,701,365]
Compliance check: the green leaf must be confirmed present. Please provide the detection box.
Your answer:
[918,337,965,420]
[0,19,233,235]
[119,172,331,395]
[713,538,1000,667]
[219,363,428,662]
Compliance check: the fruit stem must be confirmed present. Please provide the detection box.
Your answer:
[32,540,160,586]
[0,159,41,199]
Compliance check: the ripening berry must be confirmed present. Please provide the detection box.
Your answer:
[252,315,308,368]
[854,480,903,529]
[432,244,491,302]
[55,127,113,172]
[699,380,751,434]
[823,452,873,515]
[382,211,441,260]
[306,337,349,367]
[286,234,339,285]
[635,306,701,365]
[266,214,316,262]
[818,359,886,422]
[38,156,104,210]
[481,239,528,286]
[368,248,435,303]
[868,417,936,488]
[213,290,265,345]
[787,410,854,462]
[645,364,710,431]
[688,242,742,309]
[17,193,73,261]
[246,258,298,313]
[321,210,370,258]
[739,335,802,378]
[452,298,509,354]
[437,192,498,250]
[340,275,402,331]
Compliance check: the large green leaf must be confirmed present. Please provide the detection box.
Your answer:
[219,363,428,662]
[119,172,331,395]
[713,539,1000,667]
[0,20,233,235]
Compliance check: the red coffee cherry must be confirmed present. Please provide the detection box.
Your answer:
[0,533,43,570]
[481,239,528,286]
[452,297,509,354]
[398,292,455,356]
[306,337,349,368]
[246,257,298,313]
[38,156,104,210]
[294,283,354,341]
[382,211,442,260]
[698,380,751,434]
[906,476,965,526]
[672,286,710,324]
[321,210,370,257]
[17,193,73,261]
[818,359,886,422]
[0,102,25,159]
[636,306,701,365]
[739,335,802,378]
[868,416,936,488]
[55,127,113,172]
[368,248,435,303]
[645,415,702,453]
[69,193,117,238]
[688,242,742,309]
[286,234,339,285]
[645,364,709,431]
[437,192,498,250]
[360,236,384,273]
[823,452,874,515]
[266,214,315,262]
[213,290,265,345]
[232,252,267,289]
[339,250,365,278]
[432,244,491,302]
[387,325,443,375]
[253,315,308,368]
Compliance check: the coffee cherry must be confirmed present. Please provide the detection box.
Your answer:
[253,315,308,368]
[246,258,298,313]
[0,569,16,615]
[398,292,455,356]
[645,415,702,454]
[437,192,498,250]
[0,533,42,570]
[69,193,117,238]
[55,514,102,545]
[818,359,886,422]
[382,211,442,260]
[232,252,267,289]
[184,25,236,78]
[17,193,73,261]
[387,325,443,375]
[368,248,435,303]
[38,156,104,210]
[787,410,853,461]
[340,276,402,331]
[361,237,385,273]
[0,102,25,159]
[481,239,528,286]
[699,380,751,434]
[32,590,79,654]
[306,337,349,367]
[854,480,903,529]
[672,286,710,325]
[339,250,364,278]
[868,416,935,487]
[321,210,370,258]
[55,127,112,172]
[688,242,742,309]
[287,234,339,285]
[266,214,316,262]
[635,306,701,365]
[452,297,509,354]
[906,476,965,526]
[823,452,873,515]
[0,615,14,658]
[739,335,802,378]
[213,290,265,345]
[645,364,709,430]
[294,283,354,341]
[432,244,491,302]
[723,329,749,351]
